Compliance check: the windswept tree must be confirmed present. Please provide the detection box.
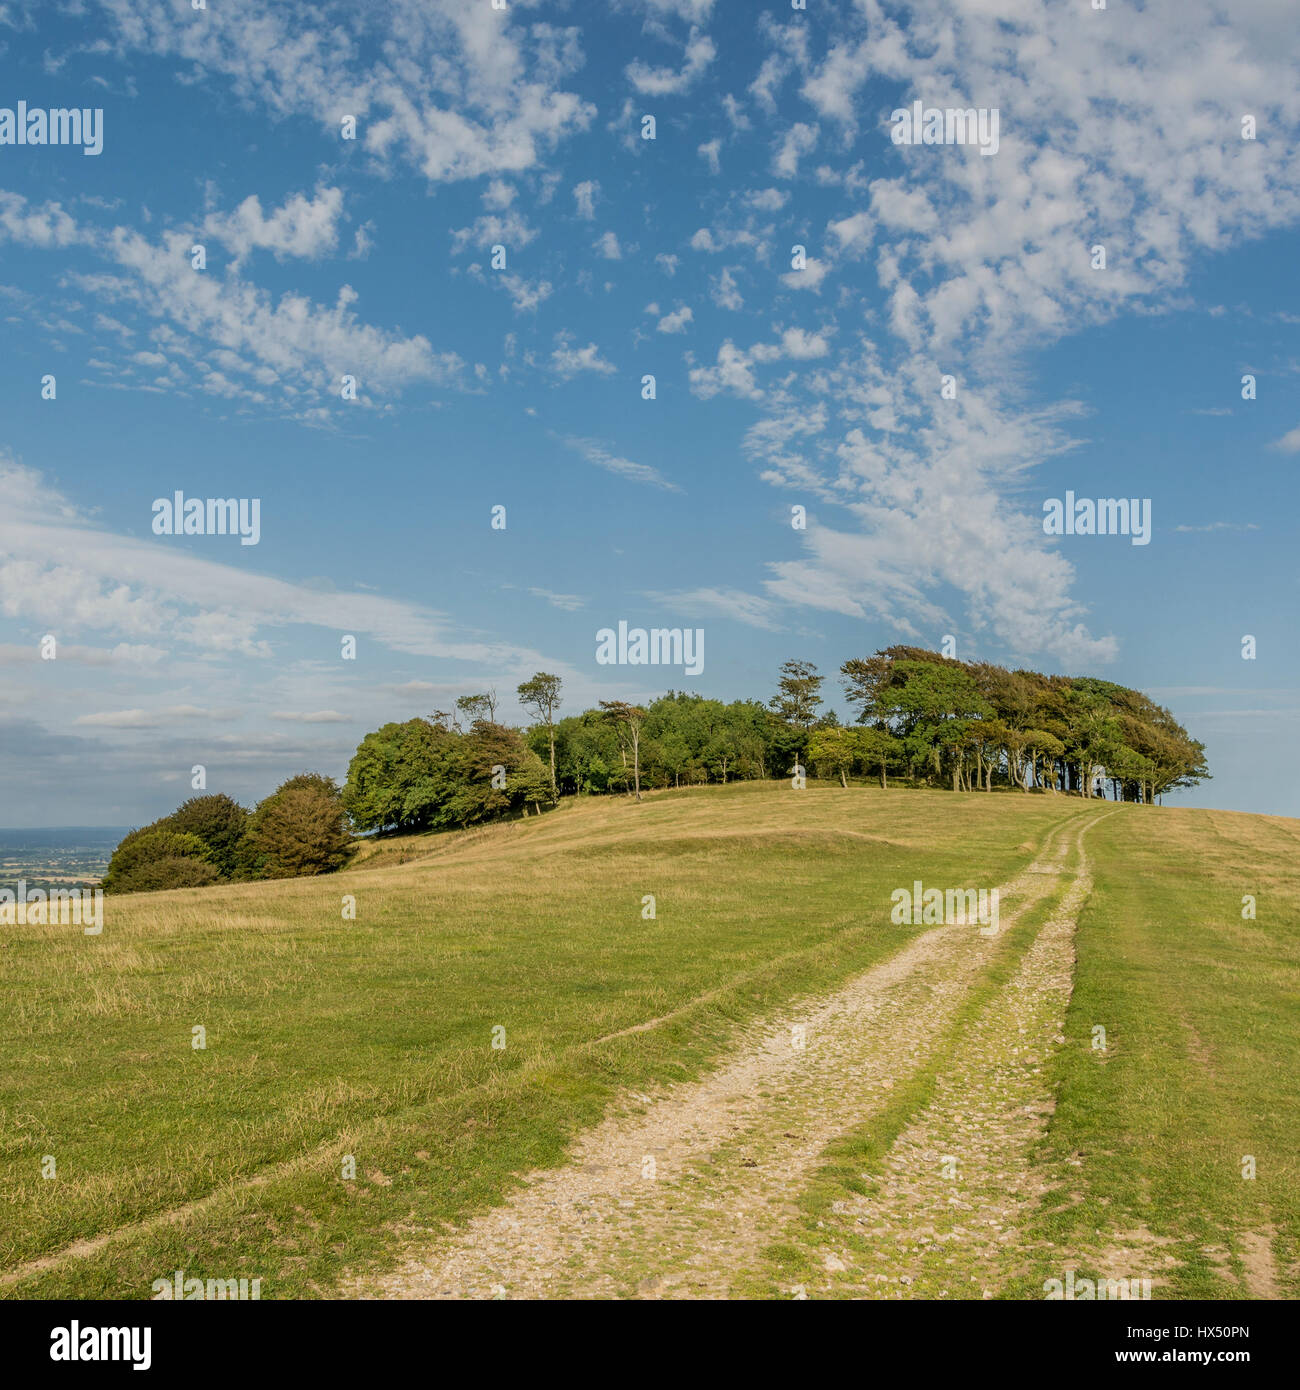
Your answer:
[840,645,1207,801]
[600,700,647,800]
[446,721,551,824]
[769,660,824,729]
[517,672,563,801]
[768,659,824,774]
[455,690,498,725]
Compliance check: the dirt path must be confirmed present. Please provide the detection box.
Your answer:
[803,813,1114,1299]
[357,811,1106,1300]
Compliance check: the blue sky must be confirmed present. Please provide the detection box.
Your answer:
[0,0,1297,824]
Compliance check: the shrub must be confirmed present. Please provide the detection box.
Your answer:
[163,794,249,877]
[115,856,222,893]
[103,827,216,894]
[244,778,352,878]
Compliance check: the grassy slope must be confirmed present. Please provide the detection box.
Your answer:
[1016,805,1300,1298]
[2,786,1294,1300]
[2,782,1064,1299]
[750,800,1300,1300]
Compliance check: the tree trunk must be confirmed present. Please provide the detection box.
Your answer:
[880,762,887,790]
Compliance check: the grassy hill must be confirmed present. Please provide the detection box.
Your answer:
[1,783,1295,1299]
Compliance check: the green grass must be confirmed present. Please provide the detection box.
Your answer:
[1,781,1066,1299]
[1010,806,1300,1299]
[740,797,1300,1301]
[4,784,1295,1300]
[744,875,1065,1298]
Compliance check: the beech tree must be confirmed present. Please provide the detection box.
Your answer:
[600,700,647,800]
[840,647,1208,801]
[517,672,563,801]
[769,660,824,735]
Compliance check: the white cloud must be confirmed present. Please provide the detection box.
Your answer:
[744,187,788,211]
[496,273,552,313]
[711,266,743,311]
[76,705,239,729]
[563,436,681,492]
[776,326,829,359]
[203,186,344,264]
[781,256,830,292]
[647,586,782,631]
[0,193,462,406]
[594,229,622,260]
[573,179,599,219]
[99,0,596,186]
[626,27,716,96]
[0,192,79,248]
[744,352,1117,666]
[450,208,538,254]
[771,122,818,178]
[688,328,828,398]
[827,210,873,256]
[689,340,764,400]
[529,587,586,611]
[789,0,1300,354]
[549,334,617,378]
[656,304,694,333]
[0,457,570,670]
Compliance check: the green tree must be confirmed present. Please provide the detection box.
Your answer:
[245,777,351,878]
[768,660,824,741]
[163,794,248,876]
[455,690,498,725]
[517,673,563,801]
[445,721,549,824]
[103,827,217,894]
[806,727,858,788]
[600,700,647,800]
[855,727,903,789]
[342,719,459,833]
